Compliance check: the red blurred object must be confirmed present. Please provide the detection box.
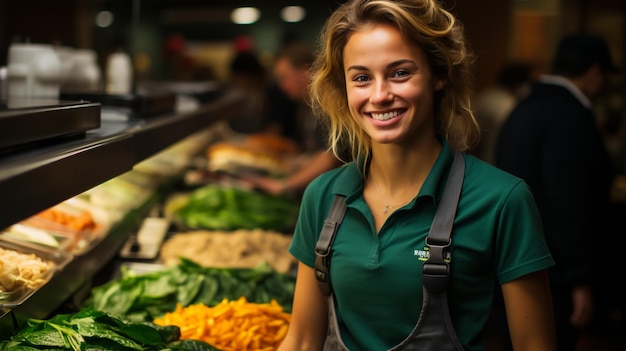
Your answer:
[164,34,186,56]
[234,35,254,52]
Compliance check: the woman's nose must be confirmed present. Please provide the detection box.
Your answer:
[370,81,393,104]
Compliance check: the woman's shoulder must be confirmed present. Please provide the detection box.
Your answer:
[303,162,359,202]
[310,162,357,188]
[463,154,529,194]
[461,154,540,225]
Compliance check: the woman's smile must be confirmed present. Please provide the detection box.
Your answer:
[370,109,402,121]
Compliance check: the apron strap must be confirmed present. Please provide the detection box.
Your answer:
[315,194,347,296]
[423,151,465,293]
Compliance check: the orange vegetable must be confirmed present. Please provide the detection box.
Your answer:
[34,207,96,231]
[153,297,290,351]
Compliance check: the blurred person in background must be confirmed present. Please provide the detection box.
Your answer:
[472,62,532,164]
[246,42,341,197]
[223,49,273,135]
[496,33,619,351]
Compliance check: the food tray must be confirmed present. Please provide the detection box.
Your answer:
[19,203,109,256]
[0,240,72,308]
[118,217,170,260]
[120,262,166,275]
[0,223,74,254]
[110,262,167,281]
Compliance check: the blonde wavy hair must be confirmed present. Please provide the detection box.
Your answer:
[309,0,479,163]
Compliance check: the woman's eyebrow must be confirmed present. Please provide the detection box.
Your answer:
[346,59,416,72]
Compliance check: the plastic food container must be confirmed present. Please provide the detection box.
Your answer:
[0,240,71,308]
[19,202,107,256]
[0,223,74,253]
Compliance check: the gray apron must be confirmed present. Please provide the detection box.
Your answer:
[323,287,464,350]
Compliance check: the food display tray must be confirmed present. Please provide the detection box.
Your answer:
[0,224,75,254]
[20,215,109,257]
[0,240,72,308]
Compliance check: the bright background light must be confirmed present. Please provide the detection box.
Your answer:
[280,6,306,23]
[95,11,114,28]
[231,7,261,25]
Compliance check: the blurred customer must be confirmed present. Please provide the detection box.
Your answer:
[268,42,323,152]
[162,34,198,81]
[247,42,341,196]
[496,33,619,351]
[224,49,272,134]
[473,62,531,164]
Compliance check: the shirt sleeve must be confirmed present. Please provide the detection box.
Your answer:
[288,178,326,268]
[495,180,555,284]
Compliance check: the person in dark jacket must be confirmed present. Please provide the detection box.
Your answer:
[496,33,618,351]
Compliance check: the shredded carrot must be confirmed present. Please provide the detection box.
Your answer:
[153,297,291,351]
[35,207,96,231]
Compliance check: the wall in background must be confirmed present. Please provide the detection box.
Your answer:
[0,0,623,92]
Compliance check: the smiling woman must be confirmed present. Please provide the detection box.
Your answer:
[278,1,558,350]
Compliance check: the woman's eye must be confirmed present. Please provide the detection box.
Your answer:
[353,74,369,83]
[393,70,410,78]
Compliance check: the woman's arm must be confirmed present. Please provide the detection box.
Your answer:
[502,269,556,351]
[278,262,330,351]
[246,151,340,196]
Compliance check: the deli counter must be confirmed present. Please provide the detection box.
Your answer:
[0,87,244,333]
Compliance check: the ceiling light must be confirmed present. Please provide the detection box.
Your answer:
[280,6,306,23]
[231,7,261,24]
[95,11,114,28]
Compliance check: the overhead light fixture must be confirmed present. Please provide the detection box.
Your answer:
[231,7,261,24]
[280,6,306,23]
[95,11,114,28]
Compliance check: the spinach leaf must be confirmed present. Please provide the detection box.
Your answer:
[2,308,191,351]
[114,323,165,346]
[166,339,222,351]
[177,273,204,306]
[193,275,219,305]
[73,310,168,347]
[48,323,84,351]
[84,338,135,350]
[12,328,66,348]
[90,279,143,317]
[145,323,180,344]
[73,320,143,350]
[0,342,43,351]
[142,274,178,300]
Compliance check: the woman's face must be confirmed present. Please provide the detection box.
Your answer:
[343,23,443,146]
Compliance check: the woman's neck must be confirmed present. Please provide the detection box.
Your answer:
[368,136,441,194]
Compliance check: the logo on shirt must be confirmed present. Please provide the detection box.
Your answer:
[414,246,451,262]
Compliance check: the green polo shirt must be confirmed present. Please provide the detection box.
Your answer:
[289,139,554,351]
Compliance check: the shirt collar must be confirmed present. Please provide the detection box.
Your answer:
[331,160,363,201]
[332,136,455,206]
[416,137,455,205]
[539,75,592,109]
